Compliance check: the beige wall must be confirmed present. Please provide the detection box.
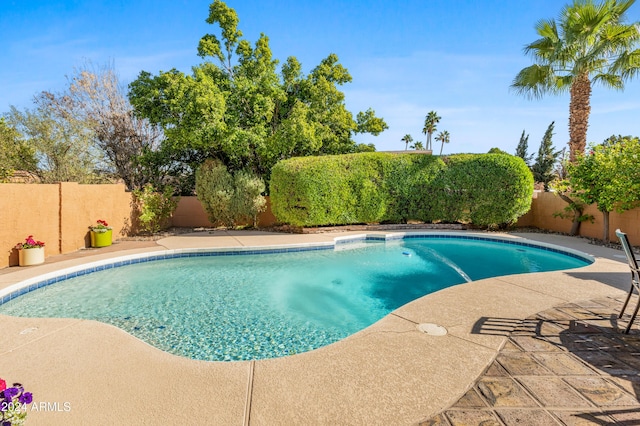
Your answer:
[0,185,277,268]
[1,183,134,268]
[172,196,277,228]
[1,184,61,268]
[2,184,637,268]
[58,183,134,253]
[516,191,640,245]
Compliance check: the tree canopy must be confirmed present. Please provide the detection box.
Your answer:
[562,135,640,242]
[511,0,640,163]
[515,130,533,166]
[531,121,562,190]
[422,111,440,151]
[129,0,387,191]
[5,94,103,184]
[0,118,36,181]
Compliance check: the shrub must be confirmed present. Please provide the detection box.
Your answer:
[434,154,533,226]
[379,154,445,222]
[195,159,266,227]
[270,152,445,226]
[271,152,532,228]
[233,169,267,227]
[195,160,235,227]
[270,155,354,226]
[133,184,179,234]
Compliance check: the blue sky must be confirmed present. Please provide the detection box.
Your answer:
[2,0,640,155]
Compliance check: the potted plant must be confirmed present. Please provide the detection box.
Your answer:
[14,235,45,266]
[89,219,112,247]
[1,377,34,425]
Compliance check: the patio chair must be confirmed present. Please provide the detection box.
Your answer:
[615,229,640,333]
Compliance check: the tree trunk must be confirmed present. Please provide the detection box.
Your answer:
[568,73,591,163]
[558,193,582,236]
[602,210,610,244]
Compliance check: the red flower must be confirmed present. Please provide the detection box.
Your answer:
[0,378,6,392]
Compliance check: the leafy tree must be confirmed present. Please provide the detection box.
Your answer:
[603,134,640,146]
[129,0,387,192]
[562,136,640,242]
[5,94,102,183]
[511,0,640,163]
[411,141,424,150]
[422,111,440,151]
[45,62,166,190]
[401,134,413,150]
[515,130,533,166]
[0,118,37,181]
[354,143,376,153]
[435,130,450,155]
[488,147,509,154]
[531,122,562,190]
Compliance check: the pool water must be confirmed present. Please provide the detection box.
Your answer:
[0,238,590,361]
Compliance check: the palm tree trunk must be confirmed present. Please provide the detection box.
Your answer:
[439,142,444,156]
[568,72,591,163]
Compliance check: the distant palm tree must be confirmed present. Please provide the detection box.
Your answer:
[435,130,450,155]
[422,111,440,151]
[401,134,413,150]
[411,141,424,150]
[511,0,640,163]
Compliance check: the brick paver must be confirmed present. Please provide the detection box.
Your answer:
[422,296,640,425]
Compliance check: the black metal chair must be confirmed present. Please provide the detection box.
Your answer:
[616,229,640,333]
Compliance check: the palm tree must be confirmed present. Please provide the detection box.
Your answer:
[422,111,440,151]
[401,134,413,150]
[435,130,450,155]
[511,0,640,163]
[411,141,424,150]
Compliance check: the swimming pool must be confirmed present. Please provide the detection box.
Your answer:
[0,234,592,361]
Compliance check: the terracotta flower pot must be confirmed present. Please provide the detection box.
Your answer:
[18,247,45,266]
[90,229,112,247]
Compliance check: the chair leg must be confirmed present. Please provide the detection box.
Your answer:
[619,277,635,318]
[625,290,640,334]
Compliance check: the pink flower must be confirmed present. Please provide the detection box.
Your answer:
[0,378,6,392]
[17,235,45,249]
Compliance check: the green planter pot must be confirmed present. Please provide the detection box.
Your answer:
[90,229,112,247]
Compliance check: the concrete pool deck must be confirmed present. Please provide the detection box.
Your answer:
[0,230,637,425]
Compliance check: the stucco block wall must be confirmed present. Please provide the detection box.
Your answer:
[1,185,277,268]
[2,183,637,269]
[58,183,134,253]
[172,196,277,228]
[516,191,640,245]
[1,183,133,268]
[1,184,61,268]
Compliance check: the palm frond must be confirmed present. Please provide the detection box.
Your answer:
[611,48,640,78]
[511,65,560,98]
[555,74,574,91]
[592,72,624,89]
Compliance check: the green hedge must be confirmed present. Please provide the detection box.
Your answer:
[270,152,532,227]
[432,154,534,226]
[270,152,444,226]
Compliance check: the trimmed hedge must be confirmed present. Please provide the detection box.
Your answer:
[270,152,444,226]
[270,152,533,227]
[432,154,534,226]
